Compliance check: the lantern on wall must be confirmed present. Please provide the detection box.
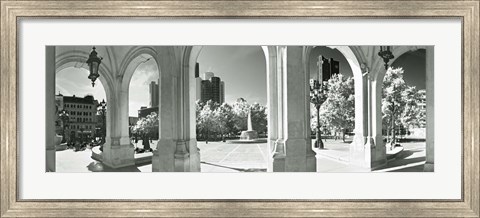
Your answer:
[86,46,102,87]
[378,46,394,70]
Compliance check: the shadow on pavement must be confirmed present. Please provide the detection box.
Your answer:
[375,156,426,171]
[201,161,267,172]
[87,161,141,172]
[389,164,425,172]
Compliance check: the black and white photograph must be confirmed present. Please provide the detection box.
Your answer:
[47,45,433,173]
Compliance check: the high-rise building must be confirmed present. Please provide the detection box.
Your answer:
[220,81,225,104]
[198,72,225,104]
[195,62,200,78]
[316,55,340,82]
[149,81,159,107]
[55,94,99,141]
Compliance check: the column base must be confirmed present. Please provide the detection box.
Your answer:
[424,162,434,172]
[268,139,285,172]
[285,138,316,172]
[102,139,135,169]
[152,139,175,172]
[174,141,190,172]
[186,139,201,172]
[349,136,386,171]
[46,147,56,172]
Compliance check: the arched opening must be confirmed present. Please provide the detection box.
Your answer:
[377,48,428,172]
[303,46,365,171]
[188,46,269,172]
[54,65,109,172]
[307,46,355,146]
[126,54,160,155]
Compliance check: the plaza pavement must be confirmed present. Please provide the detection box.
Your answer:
[55,139,426,173]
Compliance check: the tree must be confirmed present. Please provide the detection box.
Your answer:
[310,74,355,142]
[250,102,268,135]
[231,98,250,134]
[130,112,158,151]
[382,67,410,147]
[213,103,234,141]
[197,100,219,143]
[318,74,355,142]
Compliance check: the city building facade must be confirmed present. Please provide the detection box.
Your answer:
[55,94,99,142]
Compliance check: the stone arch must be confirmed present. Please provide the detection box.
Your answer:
[55,52,113,140]
[302,46,365,143]
[119,47,161,146]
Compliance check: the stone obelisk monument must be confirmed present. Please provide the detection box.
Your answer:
[240,109,258,140]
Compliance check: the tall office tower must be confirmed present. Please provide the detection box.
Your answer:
[149,81,159,107]
[220,81,225,104]
[203,71,214,80]
[328,58,340,80]
[200,80,211,103]
[210,76,221,103]
[316,55,340,82]
[195,77,202,101]
[195,62,200,78]
[198,72,225,104]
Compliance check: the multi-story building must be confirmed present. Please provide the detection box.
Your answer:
[138,106,158,118]
[198,71,225,104]
[56,94,99,142]
[316,55,340,82]
[149,80,159,108]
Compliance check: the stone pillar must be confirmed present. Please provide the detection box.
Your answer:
[45,46,56,172]
[349,65,371,168]
[278,46,315,172]
[152,47,190,172]
[152,66,176,171]
[372,72,387,167]
[424,46,434,172]
[264,46,286,172]
[102,84,135,168]
[185,47,201,172]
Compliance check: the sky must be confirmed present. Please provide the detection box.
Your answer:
[197,46,267,105]
[56,46,426,117]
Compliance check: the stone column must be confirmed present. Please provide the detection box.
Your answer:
[45,46,56,172]
[372,72,387,167]
[264,46,286,172]
[424,46,434,172]
[278,46,316,172]
[152,47,183,172]
[349,64,371,168]
[152,67,176,171]
[185,47,201,172]
[102,83,135,168]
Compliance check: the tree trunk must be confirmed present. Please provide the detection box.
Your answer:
[342,129,346,142]
[143,135,150,150]
[206,128,209,144]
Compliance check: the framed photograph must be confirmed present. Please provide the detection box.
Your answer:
[1,0,478,217]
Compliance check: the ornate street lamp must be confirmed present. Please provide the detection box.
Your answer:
[59,109,70,143]
[378,46,395,70]
[86,46,102,87]
[310,79,328,149]
[97,99,107,144]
